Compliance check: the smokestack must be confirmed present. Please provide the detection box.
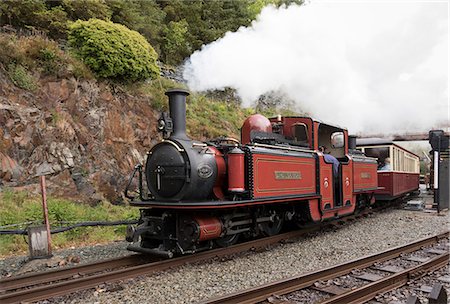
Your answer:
[165,89,190,140]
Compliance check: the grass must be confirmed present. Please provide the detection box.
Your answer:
[129,78,255,139]
[0,189,139,257]
[186,94,253,139]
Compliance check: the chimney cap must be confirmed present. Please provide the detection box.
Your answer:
[165,88,190,96]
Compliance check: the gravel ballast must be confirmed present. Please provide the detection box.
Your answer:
[16,208,446,304]
[0,241,135,278]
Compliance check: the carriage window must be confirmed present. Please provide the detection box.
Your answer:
[364,147,390,169]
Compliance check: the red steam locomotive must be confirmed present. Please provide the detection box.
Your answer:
[125,89,378,257]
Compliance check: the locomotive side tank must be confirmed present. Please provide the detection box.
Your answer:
[125,89,378,257]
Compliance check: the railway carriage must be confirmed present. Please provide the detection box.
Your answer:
[124,89,378,257]
[356,139,420,200]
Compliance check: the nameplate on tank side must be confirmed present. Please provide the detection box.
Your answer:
[274,171,302,180]
[361,172,372,179]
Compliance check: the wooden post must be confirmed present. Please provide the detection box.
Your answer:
[40,175,52,255]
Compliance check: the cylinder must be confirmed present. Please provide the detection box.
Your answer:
[348,135,357,150]
[165,88,190,140]
[194,217,222,241]
[228,147,245,193]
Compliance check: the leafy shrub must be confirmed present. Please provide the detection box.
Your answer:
[62,0,112,21]
[0,33,93,80]
[34,5,69,38]
[68,18,160,81]
[162,20,191,65]
[7,64,37,91]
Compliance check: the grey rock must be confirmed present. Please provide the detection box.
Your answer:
[35,161,55,176]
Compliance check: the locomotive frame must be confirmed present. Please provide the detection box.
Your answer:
[124,89,379,257]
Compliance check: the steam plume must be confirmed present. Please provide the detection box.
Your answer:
[183,2,448,133]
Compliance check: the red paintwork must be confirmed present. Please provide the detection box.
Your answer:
[210,147,226,200]
[318,155,333,210]
[343,130,349,155]
[308,199,321,222]
[241,114,272,144]
[252,153,316,198]
[318,154,356,220]
[376,171,420,198]
[342,159,353,205]
[136,116,381,223]
[313,121,319,151]
[353,161,378,192]
[227,148,245,192]
[193,217,222,241]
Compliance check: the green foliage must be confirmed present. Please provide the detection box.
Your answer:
[186,94,252,139]
[0,189,139,256]
[134,79,297,140]
[0,0,305,65]
[247,0,304,19]
[158,0,254,64]
[162,20,190,65]
[0,0,47,28]
[0,33,93,79]
[108,0,165,53]
[34,5,69,38]
[133,77,187,110]
[68,19,160,81]
[7,64,37,91]
[62,0,112,21]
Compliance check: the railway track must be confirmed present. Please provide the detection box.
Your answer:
[203,231,449,304]
[0,225,325,304]
[0,208,397,303]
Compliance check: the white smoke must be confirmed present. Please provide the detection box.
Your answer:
[183,1,448,133]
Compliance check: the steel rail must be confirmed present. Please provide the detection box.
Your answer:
[0,226,321,304]
[202,231,449,304]
[0,254,154,291]
[320,252,449,304]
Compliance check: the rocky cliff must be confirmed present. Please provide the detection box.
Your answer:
[0,69,162,204]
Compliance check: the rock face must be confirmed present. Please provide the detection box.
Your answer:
[0,71,159,204]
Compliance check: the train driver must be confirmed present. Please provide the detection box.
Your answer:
[320,146,339,176]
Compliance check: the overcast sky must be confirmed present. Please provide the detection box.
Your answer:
[184,1,449,134]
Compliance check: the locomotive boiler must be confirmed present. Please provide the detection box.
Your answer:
[125,89,378,257]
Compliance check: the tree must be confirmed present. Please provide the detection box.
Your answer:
[68,19,160,81]
[162,20,191,65]
[108,0,165,54]
[62,0,111,21]
[0,0,48,28]
[157,0,255,64]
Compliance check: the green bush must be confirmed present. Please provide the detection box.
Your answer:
[0,33,93,80]
[7,64,37,91]
[68,18,160,81]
